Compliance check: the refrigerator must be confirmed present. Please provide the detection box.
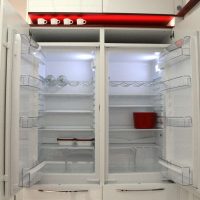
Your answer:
[0,1,200,200]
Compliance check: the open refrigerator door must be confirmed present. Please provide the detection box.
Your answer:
[158,35,200,187]
[4,27,43,197]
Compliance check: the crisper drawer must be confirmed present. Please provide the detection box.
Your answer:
[23,186,102,200]
[103,183,178,200]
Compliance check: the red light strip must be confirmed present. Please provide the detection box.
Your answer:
[29,13,175,28]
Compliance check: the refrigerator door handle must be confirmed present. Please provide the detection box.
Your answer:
[38,190,89,193]
[117,188,165,192]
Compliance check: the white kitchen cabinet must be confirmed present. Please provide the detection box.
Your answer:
[28,0,102,13]
[2,1,200,200]
[28,0,80,12]
[103,0,175,14]
[27,0,176,14]
[80,0,102,13]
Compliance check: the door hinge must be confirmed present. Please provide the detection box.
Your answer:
[170,31,175,39]
[0,174,8,182]
[3,42,10,49]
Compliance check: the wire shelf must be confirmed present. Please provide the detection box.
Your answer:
[20,116,38,128]
[160,75,191,91]
[109,81,155,88]
[166,116,192,127]
[44,80,94,88]
[108,75,191,89]
[68,81,94,87]
[21,75,44,90]
[159,158,192,186]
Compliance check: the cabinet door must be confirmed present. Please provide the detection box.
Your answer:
[103,184,178,200]
[28,0,81,12]
[28,0,102,13]
[103,0,174,14]
[23,187,102,200]
[80,0,102,13]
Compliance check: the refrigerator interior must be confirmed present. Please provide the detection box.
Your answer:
[106,48,164,184]
[106,37,193,185]
[19,38,98,186]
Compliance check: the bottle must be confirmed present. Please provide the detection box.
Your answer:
[45,75,57,87]
[57,75,67,87]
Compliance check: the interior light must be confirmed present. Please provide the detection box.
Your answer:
[155,64,161,72]
[141,55,159,60]
[75,54,94,60]
[154,52,160,57]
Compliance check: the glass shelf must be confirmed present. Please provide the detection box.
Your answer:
[110,143,160,149]
[109,126,163,132]
[39,144,94,150]
[109,105,162,108]
[39,126,94,132]
[109,94,157,97]
[41,93,93,96]
[40,110,93,114]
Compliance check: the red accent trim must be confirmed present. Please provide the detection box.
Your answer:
[30,24,173,28]
[29,12,176,16]
[28,13,174,28]
[177,0,200,17]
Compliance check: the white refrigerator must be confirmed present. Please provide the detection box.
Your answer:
[0,1,200,200]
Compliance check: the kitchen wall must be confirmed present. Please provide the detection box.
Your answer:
[7,0,27,19]
[174,3,200,39]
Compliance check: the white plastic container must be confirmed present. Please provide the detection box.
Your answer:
[57,138,75,146]
[76,138,94,147]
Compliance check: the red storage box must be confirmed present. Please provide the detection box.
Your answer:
[133,112,157,129]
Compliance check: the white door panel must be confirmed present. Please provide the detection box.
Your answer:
[80,0,102,13]
[23,187,102,200]
[28,0,80,12]
[103,184,178,200]
[28,0,102,13]
[1,0,29,198]
[103,0,174,14]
